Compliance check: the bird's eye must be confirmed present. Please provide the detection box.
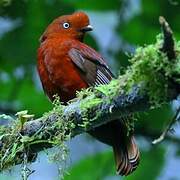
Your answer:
[63,22,70,29]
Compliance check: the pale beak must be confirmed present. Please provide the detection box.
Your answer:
[80,25,93,32]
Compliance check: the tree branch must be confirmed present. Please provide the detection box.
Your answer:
[0,17,179,171]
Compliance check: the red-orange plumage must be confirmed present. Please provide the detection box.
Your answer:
[37,11,140,176]
[38,38,89,102]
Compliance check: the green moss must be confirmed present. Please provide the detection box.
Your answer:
[77,90,102,129]
[0,97,74,176]
[95,79,121,97]
[118,34,180,107]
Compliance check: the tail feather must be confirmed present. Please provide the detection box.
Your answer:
[89,120,140,176]
[113,136,140,176]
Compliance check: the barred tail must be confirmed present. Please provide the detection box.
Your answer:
[113,136,140,176]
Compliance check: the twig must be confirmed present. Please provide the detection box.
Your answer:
[152,106,180,145]
[21,152,35,180]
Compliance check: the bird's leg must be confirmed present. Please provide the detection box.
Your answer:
[152,107,180,145]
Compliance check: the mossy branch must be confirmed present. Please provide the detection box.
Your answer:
[0,17,179,172]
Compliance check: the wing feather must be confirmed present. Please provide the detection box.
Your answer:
[68,48,114,86]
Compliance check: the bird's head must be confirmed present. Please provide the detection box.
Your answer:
[40,12,93,42]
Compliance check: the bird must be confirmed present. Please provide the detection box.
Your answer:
[37,11,140,176]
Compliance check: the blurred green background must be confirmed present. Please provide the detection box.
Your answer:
[0,0,180,179]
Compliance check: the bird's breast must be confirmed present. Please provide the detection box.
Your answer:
[38,40,88,102]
